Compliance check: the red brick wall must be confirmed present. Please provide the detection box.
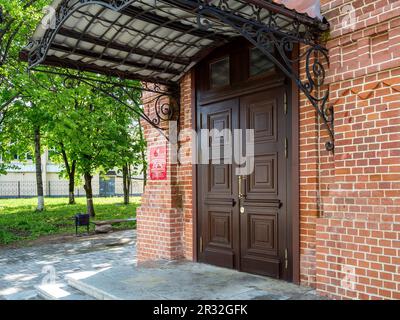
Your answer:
[137,74,194,262]
[136,87,183,261]
[305,0,400,299]
[178,72,195,260]
[137,0,400,300]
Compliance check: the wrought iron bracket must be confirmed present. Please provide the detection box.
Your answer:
[78,76,181,136]
[195,0,334,151]
[27,0,333,150]
[30,67,180,137]
[27,0,180,134]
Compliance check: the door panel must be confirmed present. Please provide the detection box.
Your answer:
[248,154,278,196]
[248,99,277,143]
[198,99,240,269]
[240,207,280,276]
[203,205,235,268]
[240,89,287,278]
[197,88,289,280]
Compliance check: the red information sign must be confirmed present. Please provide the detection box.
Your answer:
[149,145,167,180]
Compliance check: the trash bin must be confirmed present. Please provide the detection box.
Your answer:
[74,213,90,236]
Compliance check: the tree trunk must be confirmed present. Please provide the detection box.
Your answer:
[34,126,44,211]
[68,160,76,205]
[128,165,132,199]
[83,172,95,217]
[61,144,76,205]
[122,164,130,205]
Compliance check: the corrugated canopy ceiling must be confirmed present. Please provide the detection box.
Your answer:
[22,0,327,86]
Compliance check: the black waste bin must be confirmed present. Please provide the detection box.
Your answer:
[74,213,90,236]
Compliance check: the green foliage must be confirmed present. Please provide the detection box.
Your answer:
[43,78,145,180]
[0,0,61,173]
[0,0,147,197]
[0,197,140,245]
[0,0,52,97]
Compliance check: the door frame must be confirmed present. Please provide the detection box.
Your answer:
[192,45,300,284]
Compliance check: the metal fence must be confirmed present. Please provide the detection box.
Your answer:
[0,178,144,198]
[114,177,144,196]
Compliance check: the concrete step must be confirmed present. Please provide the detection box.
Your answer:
[36,282,94,300]
[66,271,118,300]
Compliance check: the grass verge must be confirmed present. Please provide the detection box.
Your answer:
[0,197,140,246]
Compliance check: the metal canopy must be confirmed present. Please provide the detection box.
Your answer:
[22,0,333,150]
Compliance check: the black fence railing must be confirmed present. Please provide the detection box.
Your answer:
[0,178,143,198]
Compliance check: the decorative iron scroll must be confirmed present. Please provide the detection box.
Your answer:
[35,67,180,135]
[27,0,332,149]
[195,0,333,151]
[27,0,181,133]
[152,94,178,126]
[140,82,180,128]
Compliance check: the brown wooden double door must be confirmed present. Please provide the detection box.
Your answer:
[197,87,290,280]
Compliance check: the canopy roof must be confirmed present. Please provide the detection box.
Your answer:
[21,0,334,150]
[22,0,328,86]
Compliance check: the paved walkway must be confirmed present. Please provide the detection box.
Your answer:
[0,230,326,300]
[66,261,325,300]
[0,230,136,300]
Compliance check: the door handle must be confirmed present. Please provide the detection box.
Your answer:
[238,175,247,200]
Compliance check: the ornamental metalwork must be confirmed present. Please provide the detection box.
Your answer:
[32,67,180,136]
[28,0,137,69]
[195,0,333,151]
[26,0,333,150]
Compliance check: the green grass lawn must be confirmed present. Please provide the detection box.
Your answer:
[0,197,140,245]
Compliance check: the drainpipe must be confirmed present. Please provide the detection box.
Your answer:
[317,81,323,218]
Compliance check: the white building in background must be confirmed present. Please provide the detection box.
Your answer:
[0,149,143,198]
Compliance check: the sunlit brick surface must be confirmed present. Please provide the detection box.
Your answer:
[137,0,400,300]
[305,0,400,300]
[137,74,193,262]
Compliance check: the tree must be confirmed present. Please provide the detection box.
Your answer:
[0,0,54,210]
[70,77,147,206]
[33,123,44,210]
[137,117,147,187]
[0,1,147,215]
[60,143,77,205]
[46,94,81,205]
[0,1,50,112]
[49,81,140,216]
[0,1,41,65]
[46,140,77,205]
[119,119,147,205]
[0,101,31,175]
[2,95,53,210]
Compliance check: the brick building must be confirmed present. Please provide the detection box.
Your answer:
[24,0,400,299]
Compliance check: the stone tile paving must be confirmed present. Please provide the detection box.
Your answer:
[0,230,136,300]
[0,229,327,300]
[66,261,327,300]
